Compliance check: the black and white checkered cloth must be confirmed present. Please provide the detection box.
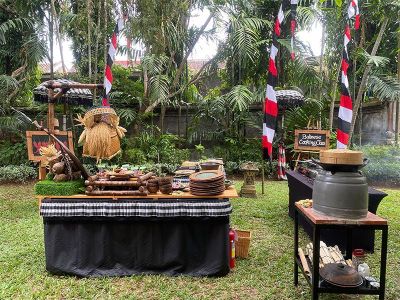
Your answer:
[40,198,232,218]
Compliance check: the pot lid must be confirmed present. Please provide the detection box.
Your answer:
[320,263,363,288]
[319,149,363,165]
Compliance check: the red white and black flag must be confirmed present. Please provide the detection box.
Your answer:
[263,0,298,160]
[337,0,360,149]
[102,19,124,107]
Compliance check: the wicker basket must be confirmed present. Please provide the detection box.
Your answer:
[236,230,251,258]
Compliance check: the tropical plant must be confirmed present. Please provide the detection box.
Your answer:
[0,1,46,107]
[189,84,262,143]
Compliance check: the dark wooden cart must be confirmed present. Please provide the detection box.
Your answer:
[294,203,388,300]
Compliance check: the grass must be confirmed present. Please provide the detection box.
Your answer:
[0,181,399,299]
[34,179,85,196]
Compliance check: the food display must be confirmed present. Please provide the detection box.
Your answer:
[85,170,155,196]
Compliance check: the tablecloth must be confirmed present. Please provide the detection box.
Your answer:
[40,197,232,277]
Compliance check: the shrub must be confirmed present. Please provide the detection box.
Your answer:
[0,141,29,166]
[0,165,37,183]
[212,138,262,163]
[123,131,190,165]
[359,145,400,185]
[122,148,147,164]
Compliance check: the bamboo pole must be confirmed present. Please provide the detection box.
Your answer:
[396,14,400,146]
[87,0,92,80]
[44,82,103,89]
[298,248,310,275]
[349,18,389,142]
[261,160,265,195]
[93,0,102,101]
[138,172,155,184]
[86,190,148,196]
[51,0,67,75]
[85,180,142,187]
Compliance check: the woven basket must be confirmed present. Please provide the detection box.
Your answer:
[236,230,251,258]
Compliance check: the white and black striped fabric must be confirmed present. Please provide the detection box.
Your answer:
[40,198,232,218]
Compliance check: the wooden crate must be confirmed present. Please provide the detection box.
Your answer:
[236,230,251,258]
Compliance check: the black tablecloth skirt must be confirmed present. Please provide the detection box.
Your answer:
[40,198,232,277]
[287,170,388,252]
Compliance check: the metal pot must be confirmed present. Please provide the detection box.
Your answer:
[312,169,368,219]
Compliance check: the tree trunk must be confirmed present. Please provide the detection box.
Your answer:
[318,22,326,127]
[348,18,389,143]
[160,105,166,134]
[49,9,54,80]
[328,61,342,131]
[51,0,67,75]
[87,0,92,80]
[93,0,102,100]
[395,13,400,146]
[387,102,394,132]
[103,0,108,66]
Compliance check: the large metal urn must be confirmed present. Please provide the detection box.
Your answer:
[312,150,369,219]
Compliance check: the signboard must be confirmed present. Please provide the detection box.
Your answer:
[26,131,74,162]
[294,129,330,151]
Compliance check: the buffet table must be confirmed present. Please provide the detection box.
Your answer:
[39,188,238,277]
[287,170,387,252]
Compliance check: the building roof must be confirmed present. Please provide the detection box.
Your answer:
[39,61,76,74]
[114,59,224,71]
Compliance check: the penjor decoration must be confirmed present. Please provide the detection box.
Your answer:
[262,0,298,160]
[337,0,360,149]
[77,18,127,161]
[103,18,124,107]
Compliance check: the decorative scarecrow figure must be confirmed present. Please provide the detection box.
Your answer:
[76,107,126,161]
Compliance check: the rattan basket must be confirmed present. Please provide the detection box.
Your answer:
[236,230,251,258]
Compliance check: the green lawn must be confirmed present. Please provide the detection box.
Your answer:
[0,182,399,299]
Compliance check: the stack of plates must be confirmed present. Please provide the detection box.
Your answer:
[189,171,225,196]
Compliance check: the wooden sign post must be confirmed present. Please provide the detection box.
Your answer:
[26,131,74,180]
[294,129,330,167]
[294,129,330,151]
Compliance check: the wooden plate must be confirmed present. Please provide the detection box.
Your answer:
[189,171,224,183]
[190,190,225,196]
[190,180,224,188]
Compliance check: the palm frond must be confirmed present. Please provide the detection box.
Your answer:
[224,85,255,112]
[229,16,269,63]
[149,74,170,103]
[0,18,34,44]
[0,75,19,91]
[356,49,390,68]
[115,108,138,127]
[367,75,400,102]
[141,54,169,76]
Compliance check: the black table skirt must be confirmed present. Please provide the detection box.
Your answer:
[40,198,231,277]
[287,170,388,252]
[43,216,230,277]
